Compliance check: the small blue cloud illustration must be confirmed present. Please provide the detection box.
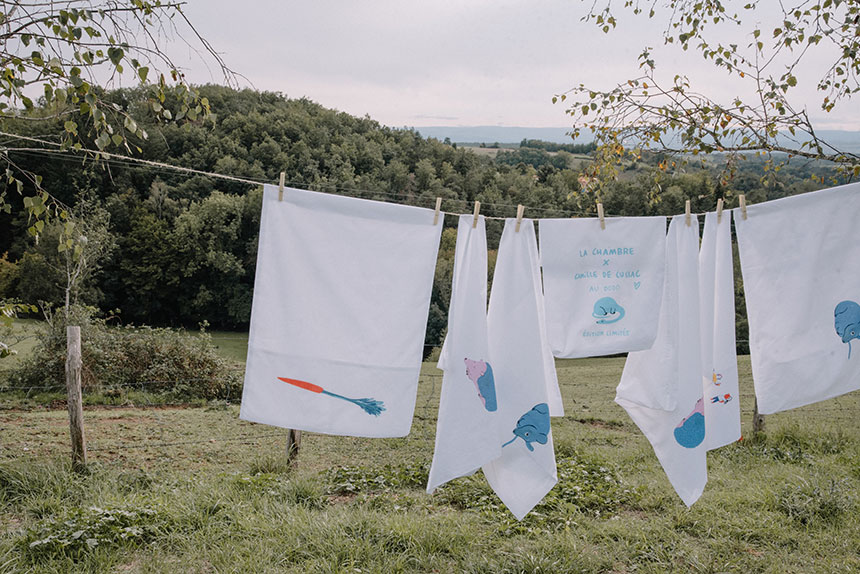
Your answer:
[592,297,625,324]
[502,403,550,451]
[834,300,860,359]
[674,398,705,449]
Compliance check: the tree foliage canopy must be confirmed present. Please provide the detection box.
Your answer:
[0,86,841,356]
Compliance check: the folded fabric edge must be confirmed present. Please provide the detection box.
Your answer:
[426,464,482,494]
[614,396,707,507]
[238,408,413,439]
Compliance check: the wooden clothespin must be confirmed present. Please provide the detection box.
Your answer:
[739,194,748,220]
[433,197,442,225]
[278,172,286,202]
[597,203,605,230]
[685,200,691,227]
[716,198,724,224]
[472,201,481,228]
[515,204,525,232]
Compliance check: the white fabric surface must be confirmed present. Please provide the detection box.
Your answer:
[427,215,502,493]
[616,215,708,507]
[735,183,860,414]
[540,216,667,358]
[482,219,559,520]
[699,211,742,449]
[240,185,442,437]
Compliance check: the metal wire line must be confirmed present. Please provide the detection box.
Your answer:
[0,131,731,221]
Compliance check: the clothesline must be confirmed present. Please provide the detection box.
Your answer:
[0,130,730,223]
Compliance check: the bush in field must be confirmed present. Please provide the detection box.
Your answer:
[3,306,242,399]
[774,478,854,526]
[20,505,171,563]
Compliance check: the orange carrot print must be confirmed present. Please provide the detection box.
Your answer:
[277,377,386,416]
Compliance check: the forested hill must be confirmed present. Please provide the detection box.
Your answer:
[0,85,839,345]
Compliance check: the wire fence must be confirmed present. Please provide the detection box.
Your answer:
[1,360,858,463]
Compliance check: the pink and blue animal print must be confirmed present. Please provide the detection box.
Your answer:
[502,403,550,451]
[834,300,860,359]
[673,398,705,448]
[464,358,498,412]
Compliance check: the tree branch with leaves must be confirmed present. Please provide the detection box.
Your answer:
[559,0,860,193]
[0,0,235,220]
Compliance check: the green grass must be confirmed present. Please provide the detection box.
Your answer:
[205,330,249,363]
[0,318,41,375]
[0,356,858,572]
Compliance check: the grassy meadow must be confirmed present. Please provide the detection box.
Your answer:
[0,327,858,573]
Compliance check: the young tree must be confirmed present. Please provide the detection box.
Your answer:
[559,1,860,190]
[0,1,233,338]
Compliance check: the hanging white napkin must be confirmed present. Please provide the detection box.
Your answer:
[699,210,741,449]
[540,216,667,358]
[427,215,502,492]
[240,185,442,437]
[735,183,860,414]
[615,218,681,411]
[482,219,560,521]
[615,215,707,507]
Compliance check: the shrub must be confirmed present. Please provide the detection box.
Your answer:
[3,305,243,400]
[325,461,430,495]
[20,505,171,562]
[774,478,854,526]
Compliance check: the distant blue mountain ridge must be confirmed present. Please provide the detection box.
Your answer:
[411,126,860,155]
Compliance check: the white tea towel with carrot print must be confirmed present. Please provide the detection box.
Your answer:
[240,185,442,437]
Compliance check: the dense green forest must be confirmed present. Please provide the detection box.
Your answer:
[0,85,846,352]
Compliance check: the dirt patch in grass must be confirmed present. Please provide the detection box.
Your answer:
[569,417,627,430]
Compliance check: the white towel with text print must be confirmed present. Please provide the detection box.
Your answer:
[539,216,667,358]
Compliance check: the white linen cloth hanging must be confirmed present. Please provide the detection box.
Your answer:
[735,183,860,414]
[240,185,442,437]
[482,219,560,520]
[539,216,667,358]
[699,210,741,449]
[615,215,708,507]
[427,215,502,493]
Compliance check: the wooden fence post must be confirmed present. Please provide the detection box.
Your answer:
[286,429,301,463]
[65,325,87,469]
[752,397,765,434]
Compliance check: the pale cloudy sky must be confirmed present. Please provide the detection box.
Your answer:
[171,1,860,131]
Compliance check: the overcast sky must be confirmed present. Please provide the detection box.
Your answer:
[171,1,860,131]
